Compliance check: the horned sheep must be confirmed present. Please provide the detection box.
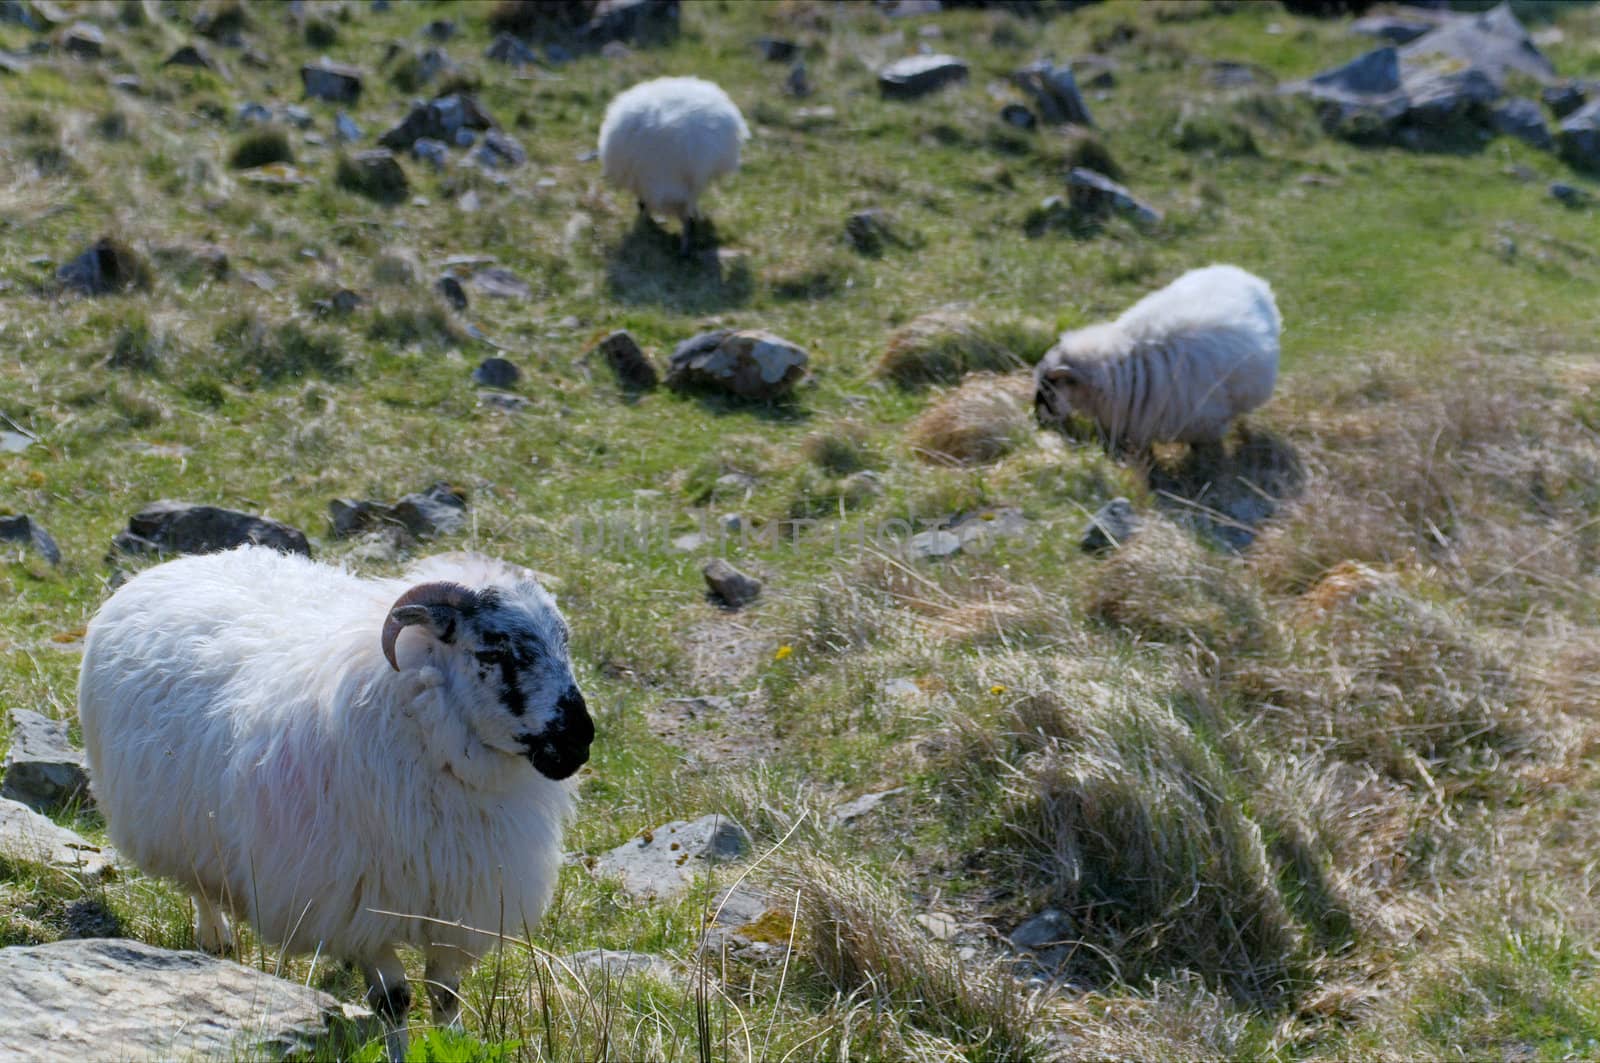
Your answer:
[1033,264,1281,453]
[77,546,593,1051]
[598,75,750,252]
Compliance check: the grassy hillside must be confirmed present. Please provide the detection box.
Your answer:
[3,0,1600,1058]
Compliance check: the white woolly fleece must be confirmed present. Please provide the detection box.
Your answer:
[598,76,750,222]
[1037,264,1281,449]
[77,546,577,966]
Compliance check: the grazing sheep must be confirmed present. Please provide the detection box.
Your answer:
[1033,264,1280,453]
[598,76,750,252]
[77,546,593,1053]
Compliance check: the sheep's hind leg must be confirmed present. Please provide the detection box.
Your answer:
[424,949,466,1029]
[193,892,233,956]
[362,947,412,1063]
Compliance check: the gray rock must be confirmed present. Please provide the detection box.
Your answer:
[424,18,455,41]
[335,110,363,143]
[1287,46,1408,133]
[1000,103,1036,130]
[785,61,811,99]
[565,949,675,981]
[436,274,467,310]
[473,129,527,169]
[1066,168,1162,223]
[114,501,310,558]
[703,558,761,608]
[281,104,314,130]
[472,356,520,388]
[0,939,357,1059]
[1401,65,1500,129]
[908,529,961,560]
[454,127,476,147]
[379,94,494,152]
[1012,61,1091,126]
[0,47,29,75]
[472,266,531,300]
[485,32,538,66]
[0,797,112,877]
[1401,2,1554,88]
[412,136,449,169]
[301,58,363,104]
[878,54,968,100]
[948,507,1029,552]
[581,0,679,47]
[56,237,144,296]
[0,514,59,565]
[1,428,33,453]
[2,709,89,813]
[1558,100,1600,173]
[237,100,273,125]
[1081,497,1141,553]
[57,20,103,57]
[330,483,467,541]
[593,814,752,900]
[667,329,809,401]
[1351,14,1437,45]
[757,36,797,62]
[596,329,659,390]
[478,390,529,412]
[1543,82,1589,120]
[1550,181,1592,207]
[831,787,905,825]
[1011,908,1075,952]
[1490,98,1552,150]
[163,43,214,70]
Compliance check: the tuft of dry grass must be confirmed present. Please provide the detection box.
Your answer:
[877,310,1056,388]
[908,372,1036,466]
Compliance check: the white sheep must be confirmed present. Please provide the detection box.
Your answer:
[1033,264,1281,453]
[77,546,593,1052]
[598,76,750,252]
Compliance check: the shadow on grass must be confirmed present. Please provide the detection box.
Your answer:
[604,214,753,314]
[1146,424,1306,551]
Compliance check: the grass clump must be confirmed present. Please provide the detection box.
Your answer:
[335,151,409,205]
[366,298,463,351]
[878,310,1056,388]
[214,313,347,384]
[1172,108,1260,156]
[228,127,293,170]
[908,372,1035,465]
[802,420,875,476]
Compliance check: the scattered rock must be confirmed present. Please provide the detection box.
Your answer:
[112,501,311,558]
[412,137,449,169]
[1066,167,1162,223]
[596,330,659,390]
[0,939,358,1059]
[1011,908,1075,952]
[485,32,538,67]
[915,911,962,942]
[56,20,103,57]
[1284,46,1409,132]
[785,61,810,98]
[237,100,273,125]
[1490,97,1552,150]
[563,949,676,982]
[335,110,362,143]
[908,529,961,560]
[381,95,495,152]
[56,237,147,295]
[472,266,531,300]
[580,0,679,48]
[1557,100,1600,173]
[1,428,33,453]
[1550,181,1592,207]
[831,787,905,826]
[301,58,363,104]
[845,208,900,255]
[478,391,529,412]
[162,43,214,70]
[1012,61,1092,126]
[756,36,797,62]
[436,274,468,310]
[2,709,89,813]
[424,18,455,41]
[1350,13,1437,45]
[472,356,521,388]
[666,329,809,401]
[0,47,29,75]
[1000,103,1036,130]
[0,514,60,565]
[1081,497,1141,553]
[336,149,408,203]
[703,558,761,608]
[1401,3,1554,88]
[1542,82,1589,120]
[330,482,467,541]
[311,288,363,317]
[0,797,112,877]
[878,54,968,100]
[592,814,752,901]
[473,129,527,169]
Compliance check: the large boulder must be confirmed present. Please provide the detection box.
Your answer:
[2,709,89,813]
[0,939,357,1060]
[112,501,311,558]
[1400,2,1555,88]
[666,329,808,400]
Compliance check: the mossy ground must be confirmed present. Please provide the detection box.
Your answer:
[3,0,1600,1059]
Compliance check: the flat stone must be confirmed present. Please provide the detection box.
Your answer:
[1012,61,1091,126]
[393,482,467,538]
[563,949,676,982]
[0,514,59,565]
[1011,908,1075,952]
[667,329,809,401]
[472,266,531,300]
[0,797,112,878]
[831,787,905,825]
[915,911,961,941]
[948,507,1029,552]
[703,558,761,608]
[908,530,961,560]
[593,814,752,900]
[1000,103,1036,130]
[301,58,363,103]
[2,709,89,813]
[0,939,355,1059]
[1550,181,1592,207]
[113,501,310,558]
[1081,497,1141,554]
[1065,168,1162,223]
[879,54,968,100]
[596,330,659,390]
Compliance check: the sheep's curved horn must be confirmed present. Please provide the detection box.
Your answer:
[381,581,479,672]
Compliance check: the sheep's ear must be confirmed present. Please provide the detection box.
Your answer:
[1043,365,1079,386]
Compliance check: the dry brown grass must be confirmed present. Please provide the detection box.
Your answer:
[907,372,1036,466]
[877,309,1056,388]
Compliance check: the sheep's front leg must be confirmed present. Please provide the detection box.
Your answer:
[425,949,466,1029]
[193,893,233,956]
[363,947,411,1063]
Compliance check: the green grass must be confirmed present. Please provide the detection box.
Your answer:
[3,0,1600,1059]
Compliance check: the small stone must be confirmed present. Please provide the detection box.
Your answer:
[908,530,961,560]
[563,950,675,982]
[1549,181,1591,207]
[1543,82,1588,120]
[113,501,310,558]
[2,709,90,813]
[485,32,538,66]
[473,129,527,169]
[0,514,60,565]
[666,329,809,401]
[423,18,455,40]
[785,61,810,99]
[671,532,708,552]
[1065,167,1162,223]
[436,274,467,310]
[580,0,679,47]
[915,912,961,941]
[412,136,449,168]
[879,54,968,100]
[831,787,905,825]
[596,330,659,390]
[703,558,761,608]
[454,128,476,148]
[338,148,408,203]
[301,58,363,104]
[1011,908,1075,952]
[882,677,921,699]
[237,101,273,125]
[1012,61,1092,126]
[471,266,531,300]
[379,93,494,152]
[57,20,104,58]
[592,814,752,900]
[1490,98,1552,151]
[756,36,797,62]
[56,237,146,296]
[472,356,520,388]
[391,482,467,539]
[335,111,363,143]
[163,43,214,70]
[1081,497,1141,554]
[1000,103,1036,129]
[281,104,313,130]
[845,208,897,255]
